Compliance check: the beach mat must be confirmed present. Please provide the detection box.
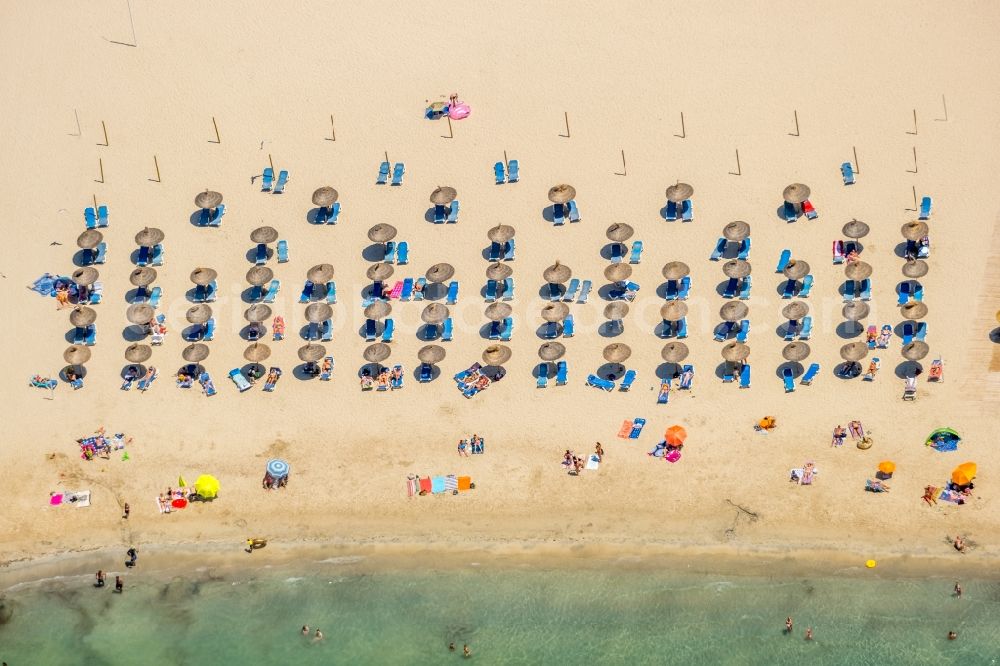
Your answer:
[406,477,417,498]
[938,489,963,504]
[617,420,634,438]
[431,476,446,494]
[457,476,471,491]
[418,477,432,494]
[445,475,458,492]
[629,418,646,439]
[585,454,600,471]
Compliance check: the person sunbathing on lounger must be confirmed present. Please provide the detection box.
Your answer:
[360,374,374,390]
[272,316,285,341]
[832,425,846,446]
[922,486,938,506]
[377,370,390,389]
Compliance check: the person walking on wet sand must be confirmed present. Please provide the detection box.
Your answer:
[126,547,138,568]
[463,644,472,658]
[785,617,793,634]
[115,575,124,593]
[123,502,130,519]
[805,627,813,641]
[95,570,106,587]
[954,582,962,598]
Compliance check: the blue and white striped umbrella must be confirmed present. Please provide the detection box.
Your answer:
[266,458,289,479]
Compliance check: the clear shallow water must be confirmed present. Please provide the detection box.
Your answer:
[2,566,999,665]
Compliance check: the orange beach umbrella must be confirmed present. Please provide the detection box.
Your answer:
[952,462,977,485]
[877,461,895,475]
[665,425,687,447]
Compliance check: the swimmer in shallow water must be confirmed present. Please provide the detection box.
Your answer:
[301,625,309,636]
[463,644,471,658]
[314,629,324,642]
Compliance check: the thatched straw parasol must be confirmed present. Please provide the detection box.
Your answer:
[842,301,870,321]
[418,345,446,364]
[721,341,751,362]
[541,302,570,322]
[901,221,929,241]
[782,260,810,280]
[840,342,868,362]
[421,303,449,324]
[482,344,512,366]
[367,223,397,243]
[661,341,689,363]
[64,345,91,365]
[244,343,271,363]
[722,260,752,279]
[782,301,809,321]
[129,267,157,287]
[902,260,928,279]
[363,301,391,321]
[124,343,152,364]
[548,184,576,204]
[603,343,632,363]
[662,261,690,280]
[367,263,394,281]
[190,267,217,286]
[69,306,97,327]
[660,301,688,321]
[604,302,630,320]
[538,342,566,362]
[250,226,279,244]
[246,266,273,286]
[244,304,272,322]
[429,186,457,205]
[72,267,99,286]
[186,304,212,324]
[364,343,392,363]
[902,341,930,361]
[312,187,338,207]
[126,303,155,325]
[194,190,223,209]
[782,183,810,203]
[543,261,572,284]
[77,229,103,249]
[425,263,455,283]
[298,344,326,362]
[842,219,870,239]
[722,220,751,242]
[901,301,928,320]
[845,261,873,281]
[134,227,165,247]
[485,302,512,321]
[487,224,516,243]
[305,303,334,323]
[486,262,513,281]
[665,182,694,202]
[605,223,634,242]
[307,264,334,284]
[782,342,811,362]
[604,263,632,282]
[720,301,749,322]
[182,343,210,363]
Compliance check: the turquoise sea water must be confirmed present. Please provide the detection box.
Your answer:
[2,565,999,665]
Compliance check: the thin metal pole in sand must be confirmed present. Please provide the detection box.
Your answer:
[268,153,274,172]
[95,158,105,183]
[70,109,81,137]
[729,149,741,176]
[109,0,137,47]
[325,115,336,141]
[936,95,948,121]
[442,116,453,139]
[503,150,508,166]
[560,112,570,138]
[907,147,918,173]
[614,150,626,176]
[852,147,860,174]
[674,112,686,138]
[93,194,98,211]
[906,109,917,135]
[98,121,109,146]
[789,110,800,136]
[384,150,389,165]
[210,117,221,144]
[150,155,161,182]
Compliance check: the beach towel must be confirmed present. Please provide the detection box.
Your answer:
[931,439,959,453]
[938,489,964,504]
[628,418,646,439]
[418,477,432,495]
[406,476,418,498]
[849,421,864,440]
[431,476,447,494]
[445,475,458,492]
[389,281,404,299]
[31,273,58,295]
[63,490,91,507]
[457,476,472,491]
[665,450,682,463]
[49,493,63,506]
[585,454,600,471]
[617,420,634,439]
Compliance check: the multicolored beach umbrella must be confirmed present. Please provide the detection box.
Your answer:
[267,459,290,479]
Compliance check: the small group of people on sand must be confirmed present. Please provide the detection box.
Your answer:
[262,473,288,490]
[562,444,602,475]
[457,434,485,456]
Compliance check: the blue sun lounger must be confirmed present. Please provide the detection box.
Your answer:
[781,279,796,299]
[485,280,498,302]
[89,282,103,304]
[72,326,86,345]
[629,418,646,438]
[556,361,568,385]
[364,319,377,341]
[681,199,693,222]
[665,200,678,221]
[619,370,637,391]
[500,317,513,341]
[739,276,752,300]
[448,200,459,223]
[913,283,923,301]
[798,275,813,298]
[260,280,279,304]
[255,243,268,265]
[897,282,911,305]
[304,322,319,341]
[844,280,856,302]
[563,314,575,337]
[552,203,565,225]
[502,277,514,301]
[783,201,797,222]
[611,243,623,263]
[902,322,915,345]
[229,368,252,392]
[587,374,615,391]
[738,238,751,260]
[148,287,162,308]
[578,280,592,303]
[85,207,97,229]
[800,363,820,385]
[203,318,215,341]
[799,316,812,340]
[396,242,409,265]
[542,321,559,339]
[739,364,751,388]
[391,162,404,186]
[568,200,580,223]
[277,240,288,263]
[630,241,643,264]
[150,244,164,266]
[376,161,390,184]
[776,249,791,272]
[494,162,505,184]
[537,363,549,388]
[320,319,333,342]
[203,204,225,227]
[547,283,562,302]
[678,276,691,300]
[136,245,151,267]
[782,367,795,392]
[723,278,738,299]
[679,365,694,390]
[384,241,396,263]
[327,202,340,224]
[919,196,932,220]
[381,319,394,343]
[299,281,314,303]
[723,364,735,383]
[488,242,502,262]
[325,281,336,304]
[434,205,447,224]
[419,363,433,382]
[273,170,288,194]
[413,277,427,301]
[841,162,855,185]
[507,160,519,182]
[915,322,927,341]
[657,381,670,404]
[446,281,459,304]
[714,321,735,342]
[96,205,108,227]
[488,320,502,340]
[315,206,329,224]
[736,319,750,343]
[92,242,107,264]
[665,280,679,300]
[784,321,799,341]
[563,279,580,302]
[860,279,871,301]
[710,237,726,261]
[442,317,453,341]
[504,238,516,260]
[677,318,688,339]
[261,168,274,191]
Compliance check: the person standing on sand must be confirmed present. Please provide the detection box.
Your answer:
[123,502,130,519]
[95,570,105,587]
[595,442,604,461]
[785,617,793,634]
[954,582,962,598]
[115,576,123,593]
[805,628,813,641]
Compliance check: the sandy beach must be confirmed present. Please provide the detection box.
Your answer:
[2,0,1000,593]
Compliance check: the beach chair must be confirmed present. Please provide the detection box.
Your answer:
[397,278,413,302]
[448,200,460,223]
[775,249,791,272]
[363,319,377,342]
[84,207,97,229]
[419,363,433,383]
[277,240,288,263]
[723,363,735,383]
[504,238,515,261]
[433,205,447,224]
[679,365,694,390]
[799,316,812,340]
[665,279,679,300]
[902,376,917,400]
[859,279,872,301]
[376,161,390,184]
[915,322,927,342]
[488,242,502,262]
[677,318,688,339]
[568,200,580,223]
[299,281,314,303]
[845,241,858,257]
[72,326,85,345]
[710,237,726,261]
[783,201,797,222]
[255,243,268,265]
[913,283,923,302]
[261,280,280,304]
[537,363,549,388]
[547,283,562,302]
[136,245,151,267]
[325,281,337,304]
[413,277,427,301]
[800,363,819,385]
[562,315,575,337]
[664,200,678,221]
[798,275,813,298]
[738,237,751,260]
[489,320,502,340]
[148,287,162,308]
[556,361,568,386]
[261,168,274,191]
[485,280,498,302]
[714,321,735,342]
[843,280,856,302]
[507,159,519,182]
[304,322,319,341]
[917,238,930,258]
[149,244,164,267]
[782,367,795,392]
[391,162,404,186]
[625,240,643,265]
[315,205,329,224]
[578,280,592,303]
[610,243,623,264]
[919,196,932,220]
[327,202,341,224]
[396,242,409,265]
[500,317,513,341]
[784,320,799,341]
[206,204,225,227]
[928,358,943,382]
[502,277,515,301]
[586,374,615,391]
[494,162,505,184]
[381,319,394,343]
[619,370,637,391]
[563,278,580,302]
[383,241,396,263]
[196,372,216,396]
[628,418,647,439]
[322,319,334,342]
[867,325,878,349]
[902,322,915,345]
[446,281,459,304]
[320,356,334,381]
[263,368,282,392]
[273,170,288,194]
[655,380,671,405]
[678,276,691,300]
[442,318,454,341]
[89,282,103,304]
[137,368,157,392]
[681,199,693,222]
[203,318,215,341]
[541,321,558,339]
[229,368,252,392]
[739,364,751,388]
[134,285,151,303]
[736,319,750,343]
[723,278,738,299]
[93,242,107,264]
[552,203,565,225]
[841,162,855,185]
[781,279,796,299]
[833,240,845,264]
[97,206,108,227]
[739,276,752,300]
[802,200,818,220]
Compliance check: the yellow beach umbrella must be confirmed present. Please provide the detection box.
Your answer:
[877,461,895,475]
[178,476,187,488]
[194,474,220,499]
[956,462,977,479]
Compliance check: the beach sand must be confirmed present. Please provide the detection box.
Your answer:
[1,0,999,584]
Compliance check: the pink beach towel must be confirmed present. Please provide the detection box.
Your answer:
[665,450,681,463]
[50,493,63,506]
[389,281,404,299]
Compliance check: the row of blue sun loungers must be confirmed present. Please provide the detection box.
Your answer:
[494,160,519,184]
[722,277,752,300]
[665,199,694,222]
[184,318,216,342]
[248,279,281,303]
[383,241,410,264]
[842,279,873,301]
[261,168,289,194]
[484,278,515,302]
[487,239,516,262]
[488,318,514,341]
[782,316,813,341]
[136,244,164,267]
[198,205,226,227]
[586,369,637,392]
[376,162,406,186]
[433,201,460,223]
[314,202,341,224]
[709,237,751,262]
[193,281,218,303]
[299,280,338,304]
[536,361,568,387]
[84,206,109,229]
[664,277,691,301]
[897,281,925,304]
[608,240,644,264]
[714,319,750,343]
[784,363,822,391]
[781,275,813,299]
[541,316,575,339]
[552,200,581,225]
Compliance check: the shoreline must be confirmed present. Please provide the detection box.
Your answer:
[4,534,998,593]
